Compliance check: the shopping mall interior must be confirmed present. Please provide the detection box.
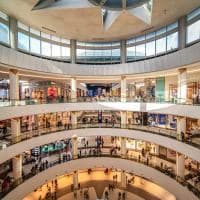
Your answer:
[0,0,200,200]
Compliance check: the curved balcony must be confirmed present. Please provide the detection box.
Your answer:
[0,101,200,121]
[24,171,175,200]
[0,125,200,164]
[1,156,199,200]
[0,42,200,76]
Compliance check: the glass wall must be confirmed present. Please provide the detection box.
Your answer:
[17,21,71,61]
[186,7,200,44]
[0,8,200,64]
[126,22,178,61]
[77,41,121,64]
[0,11,9,45]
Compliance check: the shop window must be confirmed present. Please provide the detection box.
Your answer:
[18,32,29,51]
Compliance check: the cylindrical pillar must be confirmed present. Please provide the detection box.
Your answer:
[12,155,22,184]
[121,137,126,158]
[73,170,79,192]
[154,144,159,156]
[121,170,126,188]
[70,39,76,64]
[9,69,19,103]
[177,68,187,103]
[120,111,127,128]
[120,40,126,64]
[9,16,18,49]
[121,76,127,102]
[71,77,77,101]
[176,153,185,179]
[176,116,186,141]
[72,136,78,159]
[71,111,77,129]
[11,118,21,143]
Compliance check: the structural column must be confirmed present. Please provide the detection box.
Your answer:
[179,16,186,50]
[72,136,78,159]
[9,16,18,49]
[11,118,21,143]
[121,170,127,188]
[176,153,185,179]
[121,76,127,102]
[71,111,77,128]
[71,77,77,101]
[177,68,187,103]
[154,144,159,156]
[9,69,19,102]
[120,40,126,64]
[12,155,22,185]
[121,137,127,158]
[120,111,127,128]
[176,116,186,141]
[70,39,76,64]
[73,170,79,189]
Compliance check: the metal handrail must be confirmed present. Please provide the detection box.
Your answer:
[0,153,199,199]
[0,97,199,107]
[1,123,198,151]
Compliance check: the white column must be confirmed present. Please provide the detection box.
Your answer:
[71,77,77,101]
[121,76,127,102]
[176,153,185,179]
[120,111,127,128]
[154,144,159,156]
[9,69,19,102]
[121,137,126,158]
[71,111,77,128]
[73,170,78,189]
[9,16,18,49]
[11,118,21,143]
[70,39,76,64]
[176,116,186,141]
[121,40,126,64]
[121,171,126,188]
[177,68,187,103]
[12,155,22,184]
[72,136,78,159]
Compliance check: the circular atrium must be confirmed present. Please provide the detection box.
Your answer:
[0,0,200,200]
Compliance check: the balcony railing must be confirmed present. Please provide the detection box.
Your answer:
[1,123,199,153]
[0,97,199,107]
[0,153,199,199]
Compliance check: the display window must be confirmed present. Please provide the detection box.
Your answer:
[186,118,200,136]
